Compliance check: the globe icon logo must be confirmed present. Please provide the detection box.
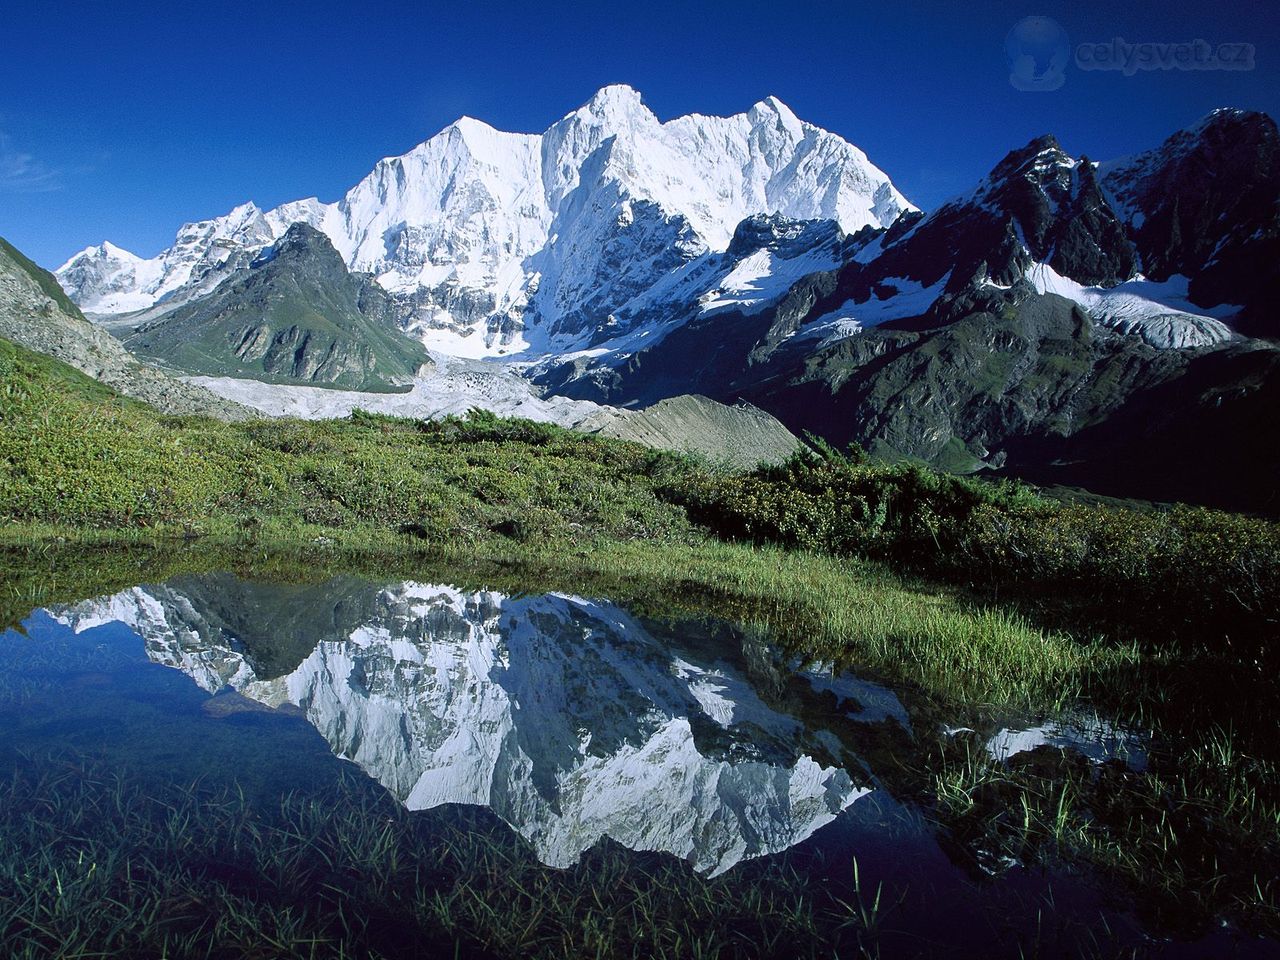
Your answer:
[1005,17,1070,91]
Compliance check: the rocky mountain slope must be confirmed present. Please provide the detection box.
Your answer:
[53,578,908,875]
[124,224,430,390]
[534,110,1280,511]
[0,237,252,419]
[58,86,913,357]
[1100,108,1280,339]
[580,395,801,469]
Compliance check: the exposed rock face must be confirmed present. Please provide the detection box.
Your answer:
[123,225,430,390]
[531,111,1280,511]
[1051,156,1138,286]
[54,579,911,876]
[581,395,801,469]
[0,236,252,420]
[1101,108,1280,338]
[747,298,1280,511]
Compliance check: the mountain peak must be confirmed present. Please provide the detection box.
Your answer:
[440,114,522,157]
[749,95,804,139]
[572,83,651,125]
[450,115,495,133]
[269,221,341,263]
[751,94,797,116]
[66,240,142,268]
[127,220,427,390]
[1186,107,1278,144]
[586,83,644,107]
[100,240,141,260]
[1199,106,1267,125]
[1013,133,1066,159]
[986,134,1074,185]
[222,201,263,224]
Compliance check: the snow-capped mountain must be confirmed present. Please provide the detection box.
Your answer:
[53,580,903,875]
[58,85,913,357]
[580,109,1280,387]
[58,202,308,317]
[45,98,1280,510]
[780,124,1255,352]
[522,109,1280,514]
[534,110,1279,402]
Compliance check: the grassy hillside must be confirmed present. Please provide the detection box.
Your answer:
[2,332,1277,686]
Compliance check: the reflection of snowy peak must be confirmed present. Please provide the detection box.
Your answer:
[56,581,883,875]
[56,586,256,692]
[58,85,913,358]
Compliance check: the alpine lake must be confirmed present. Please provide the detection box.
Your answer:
[0,548,1276,960]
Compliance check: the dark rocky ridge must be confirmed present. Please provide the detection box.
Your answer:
[1101,108,1280,338]
[537,112,1280,513]
[0,236,252,420]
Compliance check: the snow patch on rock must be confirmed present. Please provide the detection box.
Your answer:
[1022,263,1237,349]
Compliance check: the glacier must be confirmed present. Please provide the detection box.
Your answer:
[1021,263,1238,349]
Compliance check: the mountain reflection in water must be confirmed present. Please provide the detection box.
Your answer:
[54,579,913,875]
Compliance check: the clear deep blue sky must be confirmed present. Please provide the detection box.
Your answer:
[2,0,1277,268]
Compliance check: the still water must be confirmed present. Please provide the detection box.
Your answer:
[0,572,1272,958]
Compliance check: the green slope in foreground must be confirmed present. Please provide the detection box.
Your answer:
[2,332,1277,703]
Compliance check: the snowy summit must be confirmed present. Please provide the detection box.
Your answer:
[57,85,914,358]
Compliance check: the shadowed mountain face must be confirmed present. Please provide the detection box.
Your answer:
[534,111,1280,512]
[51,577,927,876]
[1101,109,1280,338]
[124,225,430,390]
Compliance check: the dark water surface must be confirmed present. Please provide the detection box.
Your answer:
[0,572,1273,958]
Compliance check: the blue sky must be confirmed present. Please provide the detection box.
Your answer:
[2,0,1277,268]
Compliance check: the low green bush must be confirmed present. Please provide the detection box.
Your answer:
[663,443,1279,660]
